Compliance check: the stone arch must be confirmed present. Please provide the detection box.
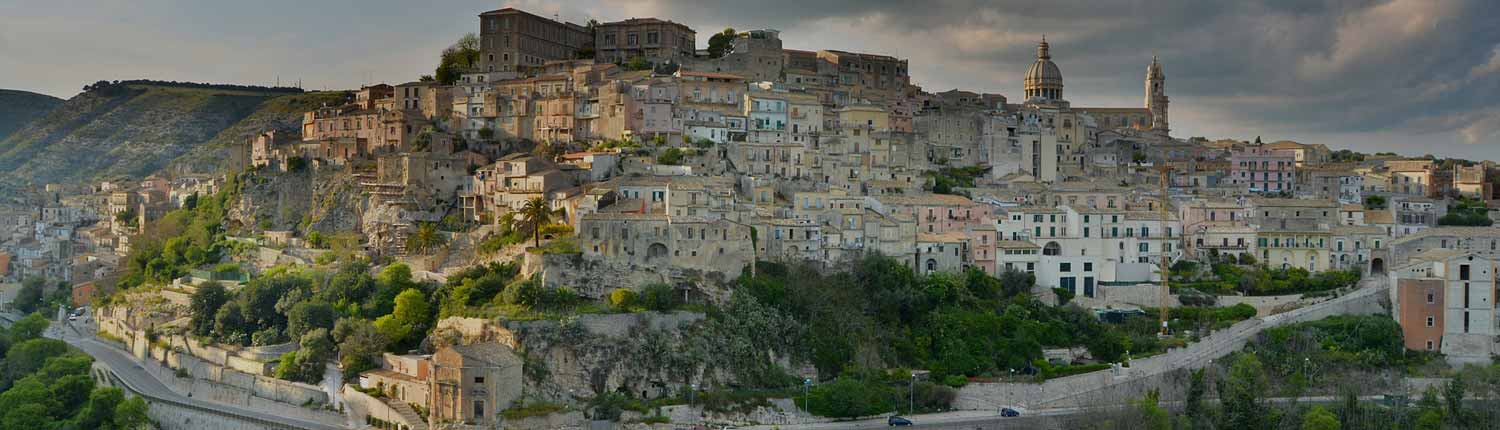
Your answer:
[1371,257,1385,274]
[925,258,938,273]
[1043,241,1062,256]
[646,243,669,262]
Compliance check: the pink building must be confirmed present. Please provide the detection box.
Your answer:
[876,194,990,235]
[1230,146,1296,193]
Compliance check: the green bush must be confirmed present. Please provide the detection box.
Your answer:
[807,376,895,418]
[941,374,969,388]
[608,289,637,310]
[638,283,681,311]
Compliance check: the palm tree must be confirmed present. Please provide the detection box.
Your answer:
[520,197,553,248]
[406,222,446,255]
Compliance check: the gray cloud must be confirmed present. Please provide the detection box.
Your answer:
[616,0,1500,156]
[4,0,1498,159]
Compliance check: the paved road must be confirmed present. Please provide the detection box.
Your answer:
[51,321,348,430]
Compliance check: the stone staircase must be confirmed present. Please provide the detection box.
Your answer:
[385,398,429,430]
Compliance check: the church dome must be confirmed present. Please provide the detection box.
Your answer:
[1024,38,1064,101]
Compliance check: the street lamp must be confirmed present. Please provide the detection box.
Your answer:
[802,378,812,413]
[909,372,916,415]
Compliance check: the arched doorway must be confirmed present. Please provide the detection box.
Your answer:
[646,243,669,263]
[1371,258,1385,274]
[1043,241,1062,256]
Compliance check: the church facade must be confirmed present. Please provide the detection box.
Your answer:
[1014,38,1170,139]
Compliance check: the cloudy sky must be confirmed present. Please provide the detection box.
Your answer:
[2,0,1497,161]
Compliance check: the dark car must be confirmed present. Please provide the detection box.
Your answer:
[888,415,913,426]
[1000,408,1021,417]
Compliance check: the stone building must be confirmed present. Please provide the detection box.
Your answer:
[593,17,696,64]
[477,8,592,74]
[430,342,524,428]
[682,29,785,82]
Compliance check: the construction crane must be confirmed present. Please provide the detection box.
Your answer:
[1149,165,1174,336]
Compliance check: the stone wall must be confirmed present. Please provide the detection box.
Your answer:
[956,281,1388,410]
[432,316,520,349]
[342,384,424,430]
[527,252,730,299]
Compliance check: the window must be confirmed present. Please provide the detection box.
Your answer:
[474,400,486,418]
[1139,243,1149,252]
[474,377,485,384]
[1427,292,1435,304]
[1060,262,1072,272]
[1083,262,1093,272]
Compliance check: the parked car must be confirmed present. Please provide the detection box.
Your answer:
[888,416,913,426]
[1001,407,1021,417]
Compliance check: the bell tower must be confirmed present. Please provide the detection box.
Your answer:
[1145,55,1169,133]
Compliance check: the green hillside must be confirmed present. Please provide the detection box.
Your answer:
[0,89,64,142]
[0,82,347,190]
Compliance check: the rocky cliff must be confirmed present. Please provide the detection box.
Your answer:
[229,168,364,234]
[0,82,345,190]
[0,89,63,142]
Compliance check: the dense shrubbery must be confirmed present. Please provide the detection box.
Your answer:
[1177,262,1359,296]
[1243,315,1412,374]
[926,166,986,195]
[738,255,1152,384]
[117,177,242,289]
[1440,196,1494,226]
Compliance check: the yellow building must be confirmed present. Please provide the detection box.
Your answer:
[1256,227,1333,272]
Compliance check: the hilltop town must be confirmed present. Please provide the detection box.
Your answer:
[2,5,1500,430]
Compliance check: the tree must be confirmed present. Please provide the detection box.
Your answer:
[75,387,125,429]
[333,317,389,379]
[3,339,69,388]
[406,222,447,255]
[189,282,229,336]
[286,301,336,341]
[638,283,681,311]
[1185,368,1208,430]
[51,374,95,415]
[279,328,333,383]
[113,396,153,429]
[1443,373,1466,421]
[9,313,50,343]
[376,288,430,349]
[1,403,52,430]
[707,28,737,58]
[520,197,553,248]
[435,33,481,85]
[1301,405,1340,430]
[1218,353,1267,430]
[214,301,247,343]
[12,276,46,314]
[392,288,431,328]
[1135,389,1171,430]
[477,127,495,141]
